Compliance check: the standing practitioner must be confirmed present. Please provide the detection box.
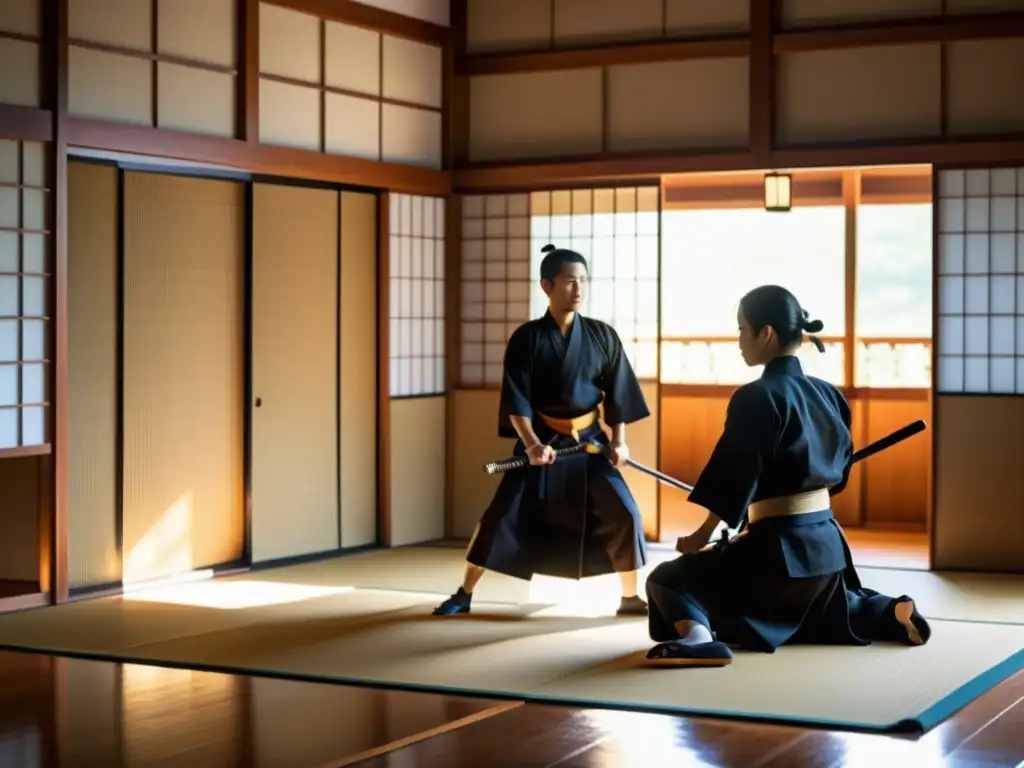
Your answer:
[433,244,651,618]
[644,285,932,667]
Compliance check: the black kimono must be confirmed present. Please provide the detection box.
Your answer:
[646,355,929,655]
[465,311,651,581]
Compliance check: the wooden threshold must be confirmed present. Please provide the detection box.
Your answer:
[0,590,48,613]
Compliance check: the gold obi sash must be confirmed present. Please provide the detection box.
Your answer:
[747,488,831,524]
[538,410,600,442]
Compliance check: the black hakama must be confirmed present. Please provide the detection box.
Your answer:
[645,356,931,665]
[465,311,650,582]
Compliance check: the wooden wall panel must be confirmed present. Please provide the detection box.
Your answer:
[70,0,151,50]
[658,395,729,540]
[355,0,450,27]
[465,0,551,54]
[860,397,931,528]
[122,172,244,584]
[780,0,941,29]
[0,456,40,582]
[157,0,237,67]
[389,395,446,545]
[0,34,41,109]
[665,0,748,34]
[468,69,603,162]
[339,189,379,549]
[449,388,513,539]
[606,58,748,153]
[553,0,664,47]
[325,22,380,97]
[68,46,152,125]
[0,0,42,40]
[325,93,380,160]
[382,103,442,168]
[258,78,320,150]
[157,64,236,138]
[67,0,238,136]
[933,396,1024,573]
[775,44,942,145]
[251,182,339,564]
[383,36,443,108]
[258,2,443,167]
[946,38,1024,136]
[465,0,750,54]
[66,160,119,589]
[259,3,320,81]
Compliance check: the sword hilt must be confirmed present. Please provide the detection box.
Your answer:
[483,441,602,475]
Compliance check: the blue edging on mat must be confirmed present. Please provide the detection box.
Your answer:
[0,640,1020,735]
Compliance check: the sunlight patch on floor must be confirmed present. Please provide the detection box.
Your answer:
[121,581,354,610]
[527,574,627,618]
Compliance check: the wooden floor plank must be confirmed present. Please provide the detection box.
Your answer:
[0,651,1020,767]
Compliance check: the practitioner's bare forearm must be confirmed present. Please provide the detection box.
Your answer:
[509,414,542,449]
[697,512,722,541]
[611,422,626,445]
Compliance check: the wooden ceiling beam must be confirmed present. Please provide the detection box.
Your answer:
[457,36,749,77]
[67,118,452,196]
[456,11,1024,77]
[452,137,1024,193]
[774,11,1024,54]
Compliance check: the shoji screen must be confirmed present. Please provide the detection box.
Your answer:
[934,167,1024,572]
[388,193,447,546]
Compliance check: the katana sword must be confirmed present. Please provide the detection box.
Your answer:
[482,439,693,489]
[482,419,928,497]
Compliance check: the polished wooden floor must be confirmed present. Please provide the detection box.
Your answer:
[0,650,1020,767]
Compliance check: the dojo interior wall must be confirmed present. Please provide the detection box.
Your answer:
[933,167,1024,574]
[0,0,446,592]
[65,162,385,590]
[463,1,1024,163]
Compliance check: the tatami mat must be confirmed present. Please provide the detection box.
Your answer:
[0,545,1020,733]
[240,545,1024,626]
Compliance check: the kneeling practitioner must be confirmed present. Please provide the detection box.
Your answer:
[645,285,931,667]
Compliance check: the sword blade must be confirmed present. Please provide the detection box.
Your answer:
[622,458,694,493]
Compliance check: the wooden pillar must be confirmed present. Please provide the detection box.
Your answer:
[41,0,69,603]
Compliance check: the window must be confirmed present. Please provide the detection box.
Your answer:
[936,167,1024,394]
[388,193,445,397]
[855,203,933,388]
[458,187,660,387]
[660,206,847,385]
[529,187,660,379]
[459,193,532,387]
[0,140,48,450]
